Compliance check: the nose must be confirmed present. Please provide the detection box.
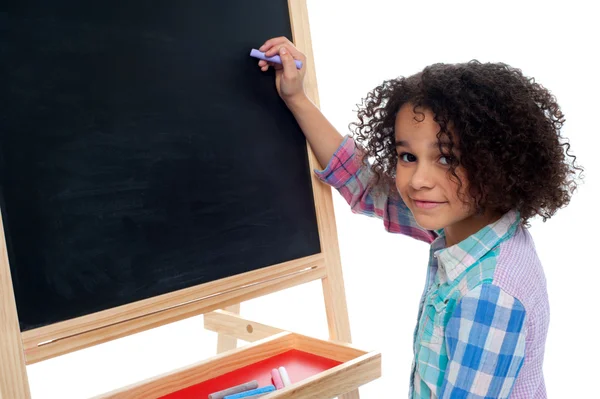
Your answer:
[409,162,434,190]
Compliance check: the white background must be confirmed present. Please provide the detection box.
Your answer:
[27,1,599,398]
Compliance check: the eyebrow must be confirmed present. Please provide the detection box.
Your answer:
[394,140,453,149]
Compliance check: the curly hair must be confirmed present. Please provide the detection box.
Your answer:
[351,60,583,225]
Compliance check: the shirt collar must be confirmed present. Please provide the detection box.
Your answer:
[433,210,520,282]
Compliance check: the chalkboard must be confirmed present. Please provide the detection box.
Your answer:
[0,0,321,332]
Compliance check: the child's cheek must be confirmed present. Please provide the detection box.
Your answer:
[447,169,473,208]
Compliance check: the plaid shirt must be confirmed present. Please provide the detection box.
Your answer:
[315,136,549,398]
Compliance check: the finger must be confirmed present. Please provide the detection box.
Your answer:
[261,37,305,61]
[262,37,293,55]
[259,63,280,72]
[258,60,268,71]
[258,60,278,69]
[267,46,306,65]
[279,47,298,79]
[259,36,291,52]
[263,60,280,70]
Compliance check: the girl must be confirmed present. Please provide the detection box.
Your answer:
[257,37,581,398]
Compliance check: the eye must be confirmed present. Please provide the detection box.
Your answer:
[399,152,417,163]
[439,155,454,166]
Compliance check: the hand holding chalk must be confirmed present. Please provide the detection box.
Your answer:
[255,37,307,102]
[250,49,303,69]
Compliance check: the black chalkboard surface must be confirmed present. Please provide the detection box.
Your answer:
[0,1,320,331]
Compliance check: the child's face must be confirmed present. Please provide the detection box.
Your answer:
[394,103,475,232]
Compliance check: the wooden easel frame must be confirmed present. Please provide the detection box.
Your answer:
[0,1,358,397]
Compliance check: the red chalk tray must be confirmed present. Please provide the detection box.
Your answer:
[159,349,342,398]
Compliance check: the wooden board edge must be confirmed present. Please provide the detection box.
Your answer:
[0,214,31,398]
[93,332,295,399]
[293,333,367,363]
[23,255,325,364]
[265,351,381,399]
[204,314,369,362]
[288,0,353,346]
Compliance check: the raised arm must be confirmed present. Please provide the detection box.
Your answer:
[257,36,342,168]
[257,37,436,244]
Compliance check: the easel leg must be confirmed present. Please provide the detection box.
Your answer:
[1,216,31,398]
[215,303,240,354]
[322,276,360,399]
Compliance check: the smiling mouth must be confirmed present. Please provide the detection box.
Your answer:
[413,200,446,209]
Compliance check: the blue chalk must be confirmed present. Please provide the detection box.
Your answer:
[223,385,276,399]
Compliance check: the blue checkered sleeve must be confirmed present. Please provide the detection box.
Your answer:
[440,284,527,399]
